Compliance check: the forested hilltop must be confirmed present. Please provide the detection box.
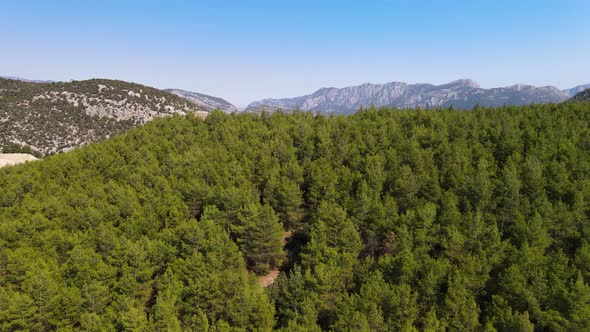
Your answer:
[1,102,590,331]
[0,78,206,156]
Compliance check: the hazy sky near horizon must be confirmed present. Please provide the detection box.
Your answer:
[2,0,589,106]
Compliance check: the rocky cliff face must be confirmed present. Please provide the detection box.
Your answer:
[165,88,238,113]
[0,78,207,155]
[245,79,571,114]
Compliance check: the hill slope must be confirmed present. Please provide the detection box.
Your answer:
[165,88,238,113]
[569,88,590,102]
[245,79,570,114]
[1,103,590,330]
[563,84,590,97]
[0,78,207,155]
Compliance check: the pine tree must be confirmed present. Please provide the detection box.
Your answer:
[233,203,285,274]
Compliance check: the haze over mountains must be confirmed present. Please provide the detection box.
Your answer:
[0,75,55,84]
[570,88,590,102]
[245,79,589,114]
[564,83,590,98]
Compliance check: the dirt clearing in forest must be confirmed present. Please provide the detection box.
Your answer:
[0,154,38,167]
[258,230,293,287]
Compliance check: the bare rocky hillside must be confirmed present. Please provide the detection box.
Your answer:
[0,78,207,155]
[165,88,238,113]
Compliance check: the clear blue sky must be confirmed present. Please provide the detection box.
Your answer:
[1,0,589,106]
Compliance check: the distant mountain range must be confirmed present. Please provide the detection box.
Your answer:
[165,89,238,113]
[245,79,590,114]
[0,77,207,155]
[0,75,56,84]
[6,75,587,115]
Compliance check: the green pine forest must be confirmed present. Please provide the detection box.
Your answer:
[1,102,590,331]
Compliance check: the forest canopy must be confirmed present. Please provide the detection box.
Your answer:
[1,102,590,331]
